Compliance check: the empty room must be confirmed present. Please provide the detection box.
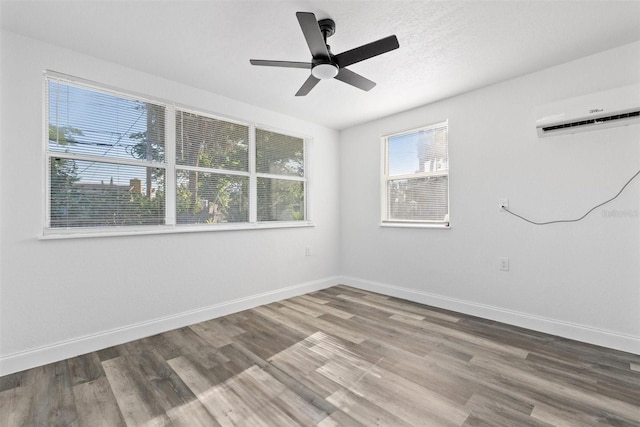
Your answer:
[1,0,639,425]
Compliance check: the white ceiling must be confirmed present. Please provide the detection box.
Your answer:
[2,0,640,130]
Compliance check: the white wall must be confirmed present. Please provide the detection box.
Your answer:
[0,31,341,375]
[340,42,640,354]
[1,31,638,377]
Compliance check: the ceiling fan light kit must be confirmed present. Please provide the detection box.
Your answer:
[311,62,339,79]
[250,12,399,96]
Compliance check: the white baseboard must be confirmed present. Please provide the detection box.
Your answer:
[3,275,637,376]
[340,276,640,355]
[0,276,340,376]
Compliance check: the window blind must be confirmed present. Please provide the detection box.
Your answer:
[45,72,308,234]
[176,111,248,171]
[175,110,250,224]
[47,78,166,228]
[383,122,449,224]
[256,129,305,221]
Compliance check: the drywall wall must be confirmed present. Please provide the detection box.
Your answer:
[0,31,341,374]
[1,31,638,377]
[340,42,640,354]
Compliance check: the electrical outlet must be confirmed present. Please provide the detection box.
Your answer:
[499,198,509,211]
[499,257,509,271]
[305,246,311,257]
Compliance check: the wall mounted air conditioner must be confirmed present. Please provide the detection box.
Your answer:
[536,84,640,137]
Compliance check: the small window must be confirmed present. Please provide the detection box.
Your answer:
[382,121,449,226]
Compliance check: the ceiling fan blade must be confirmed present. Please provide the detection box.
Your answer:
[334,35,399,68]
[296,12,330,58]
[295,75,320,96]
[334,68,376,91]
[250,59,311,69]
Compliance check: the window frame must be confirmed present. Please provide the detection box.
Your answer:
[174,107,252,225]
[255,126,307,223]
[381,121,450,228]
[42,71,311,239]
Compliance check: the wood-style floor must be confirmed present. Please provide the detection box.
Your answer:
[1,285,639,426]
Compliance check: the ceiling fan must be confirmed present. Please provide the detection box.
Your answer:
[250,12,400,96]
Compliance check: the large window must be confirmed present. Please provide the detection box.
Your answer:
[382,121,449,226]
[45,72,308,235]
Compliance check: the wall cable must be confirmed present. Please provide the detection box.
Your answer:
[502,168,640,225]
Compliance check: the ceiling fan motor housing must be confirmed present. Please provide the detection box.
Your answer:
[312,17,338,80]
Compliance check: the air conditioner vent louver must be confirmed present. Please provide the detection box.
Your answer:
[541,110,640,132]
[536,84,640,137]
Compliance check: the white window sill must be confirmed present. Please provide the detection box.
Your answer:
[40,221,314,240]
[380,221,450,229]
